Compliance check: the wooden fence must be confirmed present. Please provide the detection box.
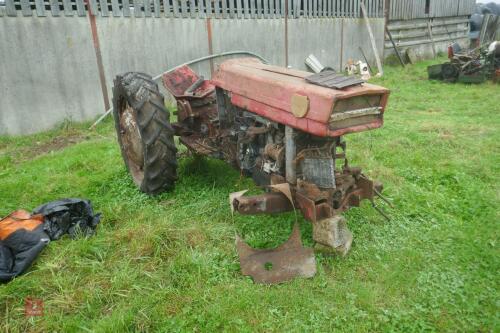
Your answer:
[388,0,476,20]
[0,0,385,17]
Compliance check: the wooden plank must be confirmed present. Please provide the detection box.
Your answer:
[222,0,228,18]
[250,0,255,17]
[206,0,212,17]
[189,0,196,17]
[360,1,383,75]
[153,0,161,17]
[227,0,236,18]
[229,0,235,18]
[75,0,86,16]
[293,0,298,17]
[50,0,61,16]
[20,0,32,16]
[427,20,437,58]
[99,0,109,16]
[256,0,262,18]
[35,0,47,16]
[171,0,179,17]
[122,0,130,16]
[180,0,187,17]
[63,0,74,16]
[5,0,17,16]
[111,0,121,16]
[198,0,205,17]
[88,0,98,15]
[263,0,268,18]
[133,0,143,17]
[236,0,242,18]
[313,0,316,17]
[214,0,221,18]
[144,0,152,16]
[243,0,250,18]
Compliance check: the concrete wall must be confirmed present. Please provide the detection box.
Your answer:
[0,16,385,136]
[96,17,211,101]
[211,19,286,67]
[342,18,385,70]
[288,18,343,71]
[0,17,104,135]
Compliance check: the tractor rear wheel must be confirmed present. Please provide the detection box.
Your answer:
[112,72,178,195]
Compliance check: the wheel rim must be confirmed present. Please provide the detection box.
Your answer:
[119,100,144,185]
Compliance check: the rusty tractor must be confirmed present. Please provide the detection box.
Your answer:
[112,58,390,282]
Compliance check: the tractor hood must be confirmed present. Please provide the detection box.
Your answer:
[211,58,390,137]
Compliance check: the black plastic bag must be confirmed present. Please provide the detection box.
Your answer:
[0,198,101,283]
[32,198,101,240]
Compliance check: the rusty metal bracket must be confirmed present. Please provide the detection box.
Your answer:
[232,192,293,215]
[230,183,296,216]
[236,223,317,284]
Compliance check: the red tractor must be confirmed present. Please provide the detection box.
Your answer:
[112,58,390,274]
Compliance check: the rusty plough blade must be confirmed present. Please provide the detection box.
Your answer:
[236,223,316,284]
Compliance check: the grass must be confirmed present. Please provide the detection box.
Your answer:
[0,58,499,332]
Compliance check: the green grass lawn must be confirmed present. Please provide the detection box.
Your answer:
[1,59,499,332]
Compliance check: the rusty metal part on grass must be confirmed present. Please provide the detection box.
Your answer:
[233,192,293,215]
[236,223,316,284]
[230,183,295,216]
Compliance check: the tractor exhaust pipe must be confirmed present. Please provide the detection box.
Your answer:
[285,126,296,184]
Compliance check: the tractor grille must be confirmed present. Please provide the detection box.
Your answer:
[330,94,383,130]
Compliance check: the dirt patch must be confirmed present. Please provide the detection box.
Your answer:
[18,134,88,162]
[426,108,444,113]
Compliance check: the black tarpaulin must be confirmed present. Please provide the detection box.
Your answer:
[0,199,101,283]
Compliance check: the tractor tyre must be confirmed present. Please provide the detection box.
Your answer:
[112,72,178,195]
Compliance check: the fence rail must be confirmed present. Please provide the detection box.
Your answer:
[0,0,385,17]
